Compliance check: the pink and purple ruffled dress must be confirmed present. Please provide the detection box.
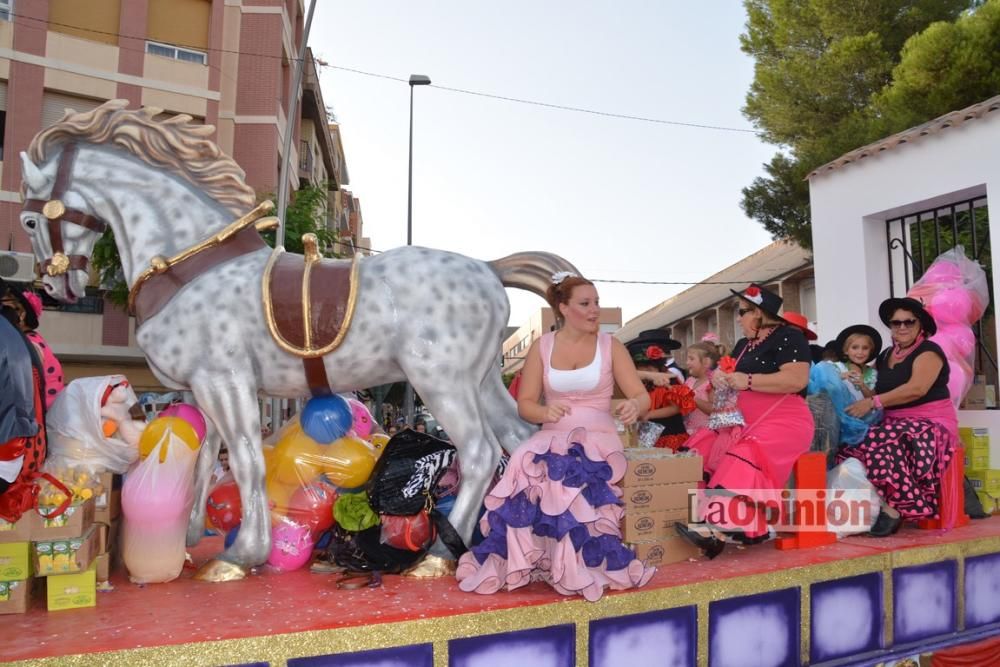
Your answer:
[456,332,654,602]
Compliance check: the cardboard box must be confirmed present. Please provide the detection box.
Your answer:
[967,470,1000,495]
[94,473,122,523]
[0,578,35,615]
[95,520,120,555]
[621,508,688,542]
[33,524,99,576]
[960,427,990,450]
[0,515,32,544]
[621,449,703,488]
[629,535,701,567]
[966,448,991,471]
[47,563,96,611]
[622,483,693,513]
[94,552,110,582]
[30,497,95,540]
[976,491,997,515]
[0,542,31,581]
[962,384,996,410]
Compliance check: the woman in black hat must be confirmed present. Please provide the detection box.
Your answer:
[627,333,693,450]
[676,283,813,558]
[839,297,957,537]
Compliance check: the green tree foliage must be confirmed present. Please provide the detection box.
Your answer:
[92,181,341,306]
[740,0,984,248]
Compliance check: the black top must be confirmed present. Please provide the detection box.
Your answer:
[732,325,811,374]
[874,339,950,409]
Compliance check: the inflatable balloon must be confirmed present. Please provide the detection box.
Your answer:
[265,476,298,516]
[933,325,976,360]
[348,399,375,439]
[946,364,972,410]
[320,436,378,489]
[381,512,434,551]
[368,433,390,457]
[206,479,243,533]
[138,416,200,462]
[929,288,975,326]
[285,483,337,536]
[267,521,314,571]
[271,422,325,487]
[224,525,240,549]
[300,395,353,444]
[919,260,962,286]
[158,403,207,443]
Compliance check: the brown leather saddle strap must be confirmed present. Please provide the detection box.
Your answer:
[132,226,267,326]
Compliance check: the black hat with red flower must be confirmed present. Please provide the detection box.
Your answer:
[730,283,785,322]
[625,329,681,367]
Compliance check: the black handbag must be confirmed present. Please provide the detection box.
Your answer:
[367,430,457,515]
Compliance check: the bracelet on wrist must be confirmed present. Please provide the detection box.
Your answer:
[872,395,883,409]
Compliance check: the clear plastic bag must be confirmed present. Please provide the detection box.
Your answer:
[636,421,665,448]
[826,458,880,538]
[906,246,991,409]
[121,429,200,583]
[45,376,142,474]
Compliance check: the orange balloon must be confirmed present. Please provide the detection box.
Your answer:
[319,436,377,489]
[266,476,297,518]
[138,416,200,462]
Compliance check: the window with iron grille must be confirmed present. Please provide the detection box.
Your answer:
[885,197,995,384]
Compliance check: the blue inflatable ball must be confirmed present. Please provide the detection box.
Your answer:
[224,525,241,549]
[435,494,456,518]
[300,394,354,444]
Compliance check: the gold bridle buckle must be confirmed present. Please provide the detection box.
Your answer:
[42,199,66,220]
[47,252,71,276]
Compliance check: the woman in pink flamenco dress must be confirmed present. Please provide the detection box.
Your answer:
[456,274,654,602]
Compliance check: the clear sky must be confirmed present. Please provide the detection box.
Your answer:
[312,2,777,328]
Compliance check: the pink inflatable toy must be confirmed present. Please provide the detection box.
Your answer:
[348,399,375,439]
[159,403,207,443]
[267,521,314,571]
[929,288,975,326]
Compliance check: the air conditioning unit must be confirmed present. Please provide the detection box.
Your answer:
[0,251,37,283]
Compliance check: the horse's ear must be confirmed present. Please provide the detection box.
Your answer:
[20,152,47,192]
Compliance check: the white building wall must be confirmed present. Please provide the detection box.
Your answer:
[809,108,1000,436]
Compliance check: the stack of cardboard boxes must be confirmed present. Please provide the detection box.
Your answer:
[0,473,122,615]
[93,472,123,584]
[962,428,999,513]
[961,376,998,410]
[620,448,702,566]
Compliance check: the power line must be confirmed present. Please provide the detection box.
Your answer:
[9,10,760,135]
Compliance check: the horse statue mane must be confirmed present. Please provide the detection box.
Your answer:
[19,99,580,581]
[27,99,255,215]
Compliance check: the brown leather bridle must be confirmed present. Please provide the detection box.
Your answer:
[21,143,108,278]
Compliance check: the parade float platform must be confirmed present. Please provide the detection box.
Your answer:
[5,519,1000,667]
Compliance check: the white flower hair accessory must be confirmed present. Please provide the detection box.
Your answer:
[551,271,577,285]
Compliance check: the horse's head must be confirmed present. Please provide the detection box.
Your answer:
[19,145,107,303]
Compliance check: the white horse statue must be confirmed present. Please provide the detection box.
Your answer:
[18,101,577,580]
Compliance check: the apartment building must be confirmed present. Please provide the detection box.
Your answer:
[501,306,623,375]
[616,241,814,365]
[0,0,363,390]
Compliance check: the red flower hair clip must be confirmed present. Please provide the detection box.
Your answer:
[646,345,665,360]
[718,356,737,373]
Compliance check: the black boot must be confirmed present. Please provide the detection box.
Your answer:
[869,510,903,537]
[675,523,726,559]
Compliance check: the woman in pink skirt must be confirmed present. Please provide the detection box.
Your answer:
[456,273,653,602]
[677,284,813,558]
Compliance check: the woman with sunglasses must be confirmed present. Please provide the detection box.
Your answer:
[841,297,956,537]
[676,284,813,558]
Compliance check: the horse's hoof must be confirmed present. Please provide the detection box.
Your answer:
[402,554,457,578]
[193,558,249,582]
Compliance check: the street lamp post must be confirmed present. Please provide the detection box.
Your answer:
[403,74,431,426]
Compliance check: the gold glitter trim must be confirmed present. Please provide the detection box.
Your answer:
[800,581,811,665]
[576,615,589,666]
[6,537,997,667]
[884,560,894,648]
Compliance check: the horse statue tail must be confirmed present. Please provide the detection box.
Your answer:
[488,252,581,298]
